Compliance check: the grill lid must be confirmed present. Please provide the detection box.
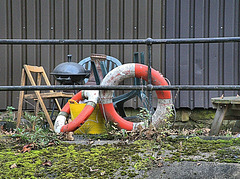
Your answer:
[51,55,90,84]
[51,61,87,76]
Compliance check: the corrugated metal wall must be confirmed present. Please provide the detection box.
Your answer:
[165,0,240,108]
[0,0,239,110]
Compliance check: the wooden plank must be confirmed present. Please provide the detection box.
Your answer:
[16,69,26,128]
[209,105,228,136]
[35,71,42,116]
[24,92,74,99]
[25,65,44,73]
[211,96,240,104]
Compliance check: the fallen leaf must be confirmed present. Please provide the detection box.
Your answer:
[220,94,224,99]
[158,162,163,167]
[21,144,33,153]
[90,167,99,172]
[156,156,162,160]
[197,163,201,166]
[48,142,55,146]
[10,163,17,169]
[100,171,105,176]
[66,132,74,141]
[42,160,52,166]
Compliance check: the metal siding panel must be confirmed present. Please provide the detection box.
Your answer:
[161,0,166,74]
[123,0,133,64]
[25,0,38,109]
[133,0,138,55]
[0,0,8,109]
[69,0,78,62]
[123,0,134,107]
[165,0,179,107]
[26,0,37,66]
[193,0,205,107]
[151,0,163,108]
[82,0,92,59]
[49,0,55,77]
[179,0,190,108]
[174,0,180,109]
[12,1,23,108]
[6,0,13,108]
[54,1,65,66]
[208,0,221,104]
[223,0,235,97]
[91,0,96,52]
[203,0,210,108]
[147,0,152,37]
[234,0,240,95]
[152,0,161,70]
[35,0,41,67]
[189,0,194,109]
[78,0,83,61]
[96,0,106,53]
[40,1,51,74]
[109,0,120,60]
[138,0,148,39]
[137,0,148,61]
[105,0,110,55]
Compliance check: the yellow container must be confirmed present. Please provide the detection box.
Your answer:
[68,99,106,134]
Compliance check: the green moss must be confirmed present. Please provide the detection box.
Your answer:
[159,137,240,163]
[1,133,240,178]
[0,140,155,178]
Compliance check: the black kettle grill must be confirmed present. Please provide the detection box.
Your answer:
[51,55,90,85]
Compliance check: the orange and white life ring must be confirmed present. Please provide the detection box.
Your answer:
[54,90,99,133]
[100,63,172,131]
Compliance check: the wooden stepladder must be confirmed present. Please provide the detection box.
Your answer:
[16,65,74,130]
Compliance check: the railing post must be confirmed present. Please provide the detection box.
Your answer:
[146,38,153,123]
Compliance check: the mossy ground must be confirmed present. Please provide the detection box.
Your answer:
[1,134,240,178]
[0,136,153,178]
[0,108,240,178]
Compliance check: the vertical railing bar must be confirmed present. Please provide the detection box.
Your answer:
[147,38,153,123]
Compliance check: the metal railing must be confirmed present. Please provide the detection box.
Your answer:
[1,37,240,113]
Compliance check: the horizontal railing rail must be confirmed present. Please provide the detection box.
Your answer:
[0,85,239,91]
[0,37,240,44]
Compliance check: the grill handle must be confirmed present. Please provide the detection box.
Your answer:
[67,54,72,62]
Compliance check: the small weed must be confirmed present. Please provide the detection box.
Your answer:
[12,127,61,149]
[137,107,151,128]
[9,111,62,149]
[4,106,15,121]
